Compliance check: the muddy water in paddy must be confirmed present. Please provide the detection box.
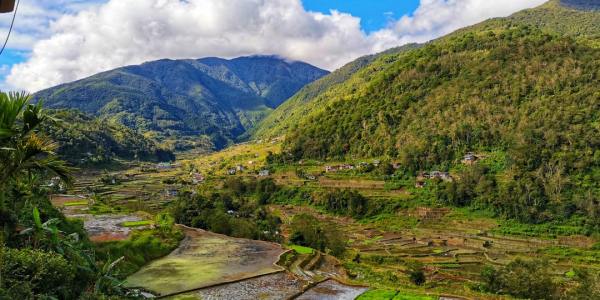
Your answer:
[73,214,145,242]
[168,272,305,300]
[125,226,286,296]
[296,280,368,300]
[51,195,146,241]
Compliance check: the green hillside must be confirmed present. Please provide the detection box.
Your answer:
[34,56,328,150]
[270,2,600,225]
[252,44,420,138]
[254,1,600,141]
[473,0,600,40]
[42,110,174,165]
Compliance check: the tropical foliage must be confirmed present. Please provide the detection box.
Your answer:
[0,92,136,299]
[172,178,282,241]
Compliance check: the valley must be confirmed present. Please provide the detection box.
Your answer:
[41,138,598,299]
[1,0,599,299]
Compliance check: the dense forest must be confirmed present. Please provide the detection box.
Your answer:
[278,23,599,226]
[42,110,174,165]
[252,44,420,138]
[253,0,600,141]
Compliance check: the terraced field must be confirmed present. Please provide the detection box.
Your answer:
[272,204,599,297]
[125,226,286,296]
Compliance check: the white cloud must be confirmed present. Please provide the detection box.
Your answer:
[382,0,548,45]
[6,0,547,92]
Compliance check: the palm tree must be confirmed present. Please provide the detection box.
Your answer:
[0,91,73,189]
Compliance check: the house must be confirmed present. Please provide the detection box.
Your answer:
[412,207,451,220]
[191,173,205,184]
[325,166,338,173]
[462,152,478,165]
[326,164,355,172]
[306,175,317,181]
[373,160,381,167]
[164,189,178,197]
[236,165,245,172]
[227,169,237,175]
[429,171,452,181]
[157,162,173,170]
[259,170,270,177]
[392,163,402,170]
[46,176,66,192]
[415,181,426,188]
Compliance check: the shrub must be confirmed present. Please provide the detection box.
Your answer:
[481,259,556,299]
[407,261,426,286]
[0,247,78,299]
[314,189,369,218]
[289,213,346,256]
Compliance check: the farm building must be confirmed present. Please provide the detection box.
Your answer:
[462,152,478,165]
[191,173,205,184]
[412,207,451,220]
[419,171,453,182]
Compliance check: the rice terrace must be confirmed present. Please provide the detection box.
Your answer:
[1,0,599,299]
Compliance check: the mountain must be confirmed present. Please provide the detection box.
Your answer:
[254,0,600,140]
[33,56,328,150]
[263,0,599,224]
[252,44,421,138]
[42,110,175,165]
[560,0,600,10]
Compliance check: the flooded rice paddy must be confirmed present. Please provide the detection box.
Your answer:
[125,226,286,296]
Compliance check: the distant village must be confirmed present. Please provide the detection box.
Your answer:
[47,152,482,199]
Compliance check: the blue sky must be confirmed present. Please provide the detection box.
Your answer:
[303,0,420,32]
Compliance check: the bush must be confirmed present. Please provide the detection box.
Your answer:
[407,261,426,286]
[314,189,369,218]
[0,247,78,299]
[481,259,556,299]
[289,213,346,256]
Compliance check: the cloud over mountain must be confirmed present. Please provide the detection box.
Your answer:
[6,0,546,92]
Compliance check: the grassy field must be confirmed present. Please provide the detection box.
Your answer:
[121,220,153,227]
[357,289,436,300]
[289,244,314,254]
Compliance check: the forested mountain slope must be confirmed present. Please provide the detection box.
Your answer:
[254,1,600,140]
[273,1,599,225]
[252,44,420,138]
[42,110,174,165]
[33,56,328,150]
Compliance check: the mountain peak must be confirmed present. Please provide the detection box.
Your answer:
[33,56,329,150]
[560,0,600,10]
